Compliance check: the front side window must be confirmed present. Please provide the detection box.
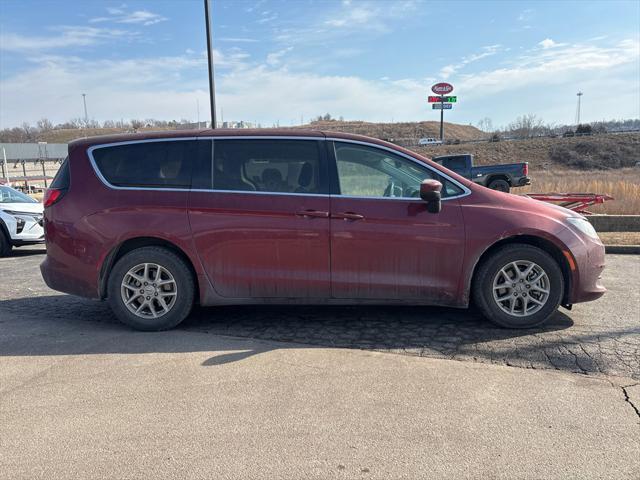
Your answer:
[92,140,196,188]
[213,140,323,194]
[334,142,463,198]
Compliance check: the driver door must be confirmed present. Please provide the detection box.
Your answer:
[329,141,466,304]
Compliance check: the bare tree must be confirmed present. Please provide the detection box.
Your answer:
[36,118,54,132]
[477,117,494,133]
[508,114,545,138]
[21,122,36,141]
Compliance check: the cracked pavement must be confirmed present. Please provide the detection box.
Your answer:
[1,248,638,381]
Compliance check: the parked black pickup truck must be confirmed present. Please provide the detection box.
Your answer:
[433,154,530,193]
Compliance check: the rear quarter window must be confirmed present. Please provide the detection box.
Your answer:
[50,157,70,189]
[91,140,198,188]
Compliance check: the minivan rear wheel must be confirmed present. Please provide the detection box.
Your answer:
[107,246,194,331]
[472,244,564,328]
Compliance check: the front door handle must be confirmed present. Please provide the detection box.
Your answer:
[334,212,365,221]
[296,209,330,219]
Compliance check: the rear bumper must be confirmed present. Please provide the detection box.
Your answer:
[569,238,606,304]
[40,254,100,299]
[516,176,531,187]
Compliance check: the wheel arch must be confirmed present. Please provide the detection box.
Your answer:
[468,234,573,307]
[485,174,511,187]
[99,236,200,301]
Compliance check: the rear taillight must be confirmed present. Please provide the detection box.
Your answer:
[43,188,65,208]
[523,163,529,176]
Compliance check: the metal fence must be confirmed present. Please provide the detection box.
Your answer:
[1,143,67,190]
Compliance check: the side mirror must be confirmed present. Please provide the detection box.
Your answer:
[420,179,442,214]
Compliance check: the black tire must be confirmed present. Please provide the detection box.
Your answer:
[487,178,510,192]
[0,229,12,257]
[472,244,564,328]
[107,247,195,331]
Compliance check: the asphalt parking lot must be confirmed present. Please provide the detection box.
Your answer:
[1,248,639,479]
[1,248,639,380]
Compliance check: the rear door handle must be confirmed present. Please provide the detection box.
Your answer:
[333,212,365,221]
[296,209,330,219]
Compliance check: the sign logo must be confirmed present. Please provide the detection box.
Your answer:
[431,82,454,94]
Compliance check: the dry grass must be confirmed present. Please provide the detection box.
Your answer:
[518,168,640,215]
[305,120,484,141]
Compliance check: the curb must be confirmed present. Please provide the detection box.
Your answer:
[605,245,640,254]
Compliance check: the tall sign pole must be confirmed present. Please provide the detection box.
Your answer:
[430,83,454,142]
[439,96,444,141]
[204,0,217,129]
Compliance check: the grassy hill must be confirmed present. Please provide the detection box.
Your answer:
[33,120,485,144]
[413,133,640,170]
[303,120,484,142]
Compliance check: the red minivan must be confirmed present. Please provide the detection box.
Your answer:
[41,130,605,331]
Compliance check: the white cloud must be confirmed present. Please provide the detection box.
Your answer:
[456,39,640,95]
[518,8,533,22]
[219,37,258,43]
[266,47,293,66]
[0,49,434,127]
[0,36,637,128]
[439,44,502,79]
[539,38,558,49]
[90,7,167,26]
[0,26,135,52]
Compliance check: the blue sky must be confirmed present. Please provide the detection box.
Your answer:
[0,0,638,128]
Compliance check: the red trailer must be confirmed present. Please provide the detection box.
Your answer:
[525,193,614,215]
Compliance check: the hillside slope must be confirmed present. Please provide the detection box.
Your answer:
[304,120,484,141]
[34,120,484,144]
[413,133,640,170]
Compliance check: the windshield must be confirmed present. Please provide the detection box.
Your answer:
[0,186,38,204]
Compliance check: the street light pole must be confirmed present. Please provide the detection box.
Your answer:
[204,0,217,129]
[81,93,88,125]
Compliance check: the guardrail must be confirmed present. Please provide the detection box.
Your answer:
[586,215,640,254]
[586,215,640,232]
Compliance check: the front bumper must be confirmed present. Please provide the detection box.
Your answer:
[2,212,45,244]
[569,236,606,304]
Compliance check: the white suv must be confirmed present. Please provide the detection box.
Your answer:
[0,185,44,256]
[418,137,442,145]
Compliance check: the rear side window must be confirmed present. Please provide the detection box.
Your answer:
[50,157,70,189]
[213,140,324,194]
[92,140,197,188]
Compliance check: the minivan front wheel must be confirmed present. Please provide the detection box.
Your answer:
[472,244,564,328]
[107,247,194,331]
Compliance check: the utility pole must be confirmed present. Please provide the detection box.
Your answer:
[81,93,88,125]
[575,92,583,125]
[2,147,10,185]
[204,0,217,129]
[196,98,200,128]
